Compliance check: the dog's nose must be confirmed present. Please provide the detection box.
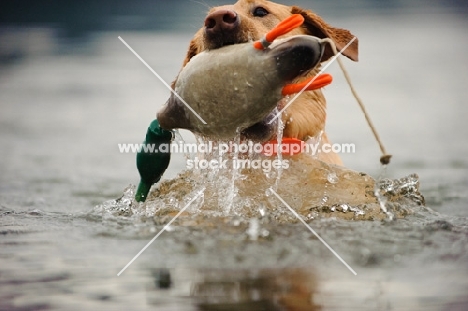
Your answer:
[204,9,239,34]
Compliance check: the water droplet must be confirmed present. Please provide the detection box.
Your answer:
[232,218,241,226]
[261,229,269,237]
[321,195,329,205]
[246,218,259,240]
[350,206,365,216]
[327,171,339,184]
[266,171,277,179]
[259,205,266,217]
[165,225,174,232]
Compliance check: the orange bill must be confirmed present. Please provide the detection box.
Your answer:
[254,14,304,50]
[282,73,333,96]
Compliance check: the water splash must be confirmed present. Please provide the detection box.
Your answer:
[305,130,323,159]
[374,169,424,221]
[94,185,137,217]
[104,123,425,223]
[317,170,338,215]
[273,109,285,190]
[376,173,423,203]
[184,187,206,213]
[327,171,339,184]
[246,218,259,240]
[374,164,394,220]
[92,184,153,229]
[329,203,365,217]
[173,129,191,161]
[224,128,241,214]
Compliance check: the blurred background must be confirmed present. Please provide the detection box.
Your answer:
[1,1,468,310]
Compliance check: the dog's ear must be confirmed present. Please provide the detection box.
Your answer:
[291,6,358,62]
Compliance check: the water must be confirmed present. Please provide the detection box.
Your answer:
[274,110,284,190]
[225,128,241,214]
[1,2,468,310]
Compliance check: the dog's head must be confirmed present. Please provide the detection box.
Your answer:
[172,0,358,164]
[183,0,358,66]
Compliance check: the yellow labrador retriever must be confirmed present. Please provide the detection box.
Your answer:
[177,0,358,165]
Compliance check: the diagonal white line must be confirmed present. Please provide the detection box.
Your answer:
[268,37,357,124]
[117,188,205,276]
[268,188,357,275]
[118,36,207,125]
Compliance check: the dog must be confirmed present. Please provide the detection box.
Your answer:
[174,0,358,166]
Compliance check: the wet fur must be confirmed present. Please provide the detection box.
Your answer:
[176,0,358,166]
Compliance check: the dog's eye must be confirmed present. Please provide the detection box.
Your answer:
[253,6,269,17]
